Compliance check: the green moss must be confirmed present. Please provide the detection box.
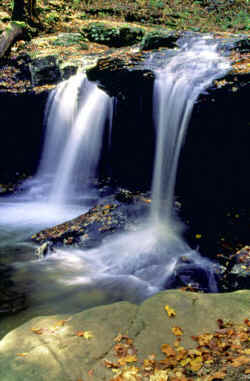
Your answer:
[81,23,145,47]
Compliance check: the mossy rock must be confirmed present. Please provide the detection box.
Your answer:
[52,33,84,47]
[81,22,144,47]
[29,55,61,86]
[141,30,180,50]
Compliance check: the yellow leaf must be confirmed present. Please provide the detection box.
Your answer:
[150,369,168,381]
[16,353,28,357]
[172,327,183,336]
[31,328,43,335]
[195,234,202,239]
[76,330,93,339]
[164,305,176,318]
[83,331,94,340]
[190,356,203,372]
[118,355,137,366]
[181,357,190,367]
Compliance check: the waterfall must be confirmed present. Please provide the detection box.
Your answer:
[151,36,230,227]
[0,75,112,230]
[29,75,111,204]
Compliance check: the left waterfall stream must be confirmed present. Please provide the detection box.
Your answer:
[0,75,116,339]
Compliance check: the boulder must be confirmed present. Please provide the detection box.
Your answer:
[81,22,144,47]
[140,29,180,50]
[0,290,249,381]
[29,55,62,86]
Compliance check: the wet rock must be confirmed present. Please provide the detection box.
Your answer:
[86,54,154,98]
[221,246,250,292]
[32,191,151,251]
[59,61,79,80]
[29,55,61,86]
[35,241,54,259]
[115,188,134,203]
[140,30,180,50]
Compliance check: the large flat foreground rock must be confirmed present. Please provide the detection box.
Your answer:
[0,290,249,381]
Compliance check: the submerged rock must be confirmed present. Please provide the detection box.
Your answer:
[0,264,26,315]
[32,190,151,253]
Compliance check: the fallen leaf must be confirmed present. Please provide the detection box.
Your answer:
[150,369,168,381]
[118,355,137,366]
[104,359,119,369]
[31,328,44,335]
[172,327,183,336]
[190,356,203,371]
[84,331,94,340]
[231,355,250,367]
[16,353,28,357]
[209,371,227,380]
[76,330,93,339]
[161,344,176,357]
[164,305,176,318]
[244,319,250,327]
[76,330,85,337]
[88,369,94,376]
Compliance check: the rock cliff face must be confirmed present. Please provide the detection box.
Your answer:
[0,33,249,260]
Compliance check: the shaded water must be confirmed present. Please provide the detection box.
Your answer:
[0,36,230,338]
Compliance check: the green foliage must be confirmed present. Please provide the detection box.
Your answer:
[81,22,144,47]
[46,12,59,24]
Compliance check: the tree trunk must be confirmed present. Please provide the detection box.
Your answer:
[0,0,39,60]
[0,23,23,59]
[12,0,38,23]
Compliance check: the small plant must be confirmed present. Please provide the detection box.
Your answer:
[46,12,59,24]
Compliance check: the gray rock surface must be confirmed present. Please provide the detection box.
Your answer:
[0,290,249,381]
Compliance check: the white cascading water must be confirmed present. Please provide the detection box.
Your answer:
[26,74,111,204]
[0,37,231,327]
[33,35,231,300]
[0,75,111,230]
[151,36,230,227]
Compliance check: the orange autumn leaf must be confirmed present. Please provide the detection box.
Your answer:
[172,327,183,336]
[114,343,128,357]
[161,344,176,357]
[76,330,93,339]
[76,330,85,337]
[231,356,250,367]
[104,359,119,368]
[88,369,94,377]
[16,353,28,357]
[164,305,176,318]
[244,318,250,327]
